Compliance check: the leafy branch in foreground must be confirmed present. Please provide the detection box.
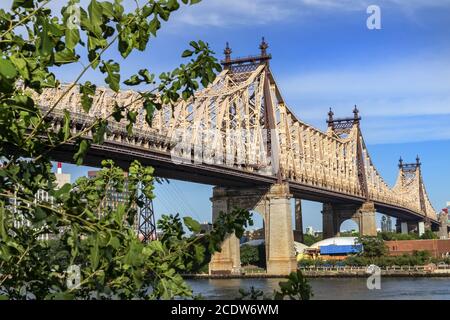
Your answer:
[238,270,313,301]
[0,160,253,300]
[0,0,233,300]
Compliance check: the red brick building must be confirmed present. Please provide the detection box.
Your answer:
[386,239,450,258]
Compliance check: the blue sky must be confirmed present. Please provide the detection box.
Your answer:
[3,0,449,232]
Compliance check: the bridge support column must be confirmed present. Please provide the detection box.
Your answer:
[209,190,241,275]
[396,219,420,234]
[293,198,304,243]
[322,203,338,239]
[265,184,297,275]
[418,221,425,236]
[357,202,377,237]
[400,222,408,234]
[439,211,449,239]
[209,184,297,276]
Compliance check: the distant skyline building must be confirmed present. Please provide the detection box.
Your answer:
[305,226,314,236]
[55,162,70,187]
[381,215,393,232]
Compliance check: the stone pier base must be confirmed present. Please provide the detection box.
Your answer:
[209,183,297,276]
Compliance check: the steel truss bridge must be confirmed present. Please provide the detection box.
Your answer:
[34,40,445,274]
[34,40,439,230]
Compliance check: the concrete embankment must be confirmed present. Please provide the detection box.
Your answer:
[183,268,450,279]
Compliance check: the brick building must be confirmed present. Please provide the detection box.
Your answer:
[386,239,450,258]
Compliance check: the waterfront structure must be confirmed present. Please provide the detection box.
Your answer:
[33,40,441,275]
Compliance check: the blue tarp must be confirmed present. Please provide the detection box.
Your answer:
[320,244,363,255]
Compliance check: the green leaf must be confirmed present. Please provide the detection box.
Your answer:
[38,19,53,57]
[73,139,90,165]
[54,48,79,65]
[183,217,201,233]
[0,58,17,79]
[100,60,120,92]
[53,183,71,198]
[12,0,33,10]
[90,235,100,270]
[63,1,81,49]
[92,119,107,144]
[112,103,123,122]
[138,69,154,83]
[123,75,142,86]
[88,0,103,37]
[181,50,193,58]
[143,99,155,125]
[63,109,71,140]
[9,55,28,79]
[34,207,47,222]
[79,81,96,112]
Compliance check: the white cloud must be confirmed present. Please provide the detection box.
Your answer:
[168,0,450,27]
[2,0,449,27]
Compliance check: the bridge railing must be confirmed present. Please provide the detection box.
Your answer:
[298,265,450,272]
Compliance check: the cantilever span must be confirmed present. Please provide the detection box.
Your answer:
[34,45,438,225]
[34,40,441,274]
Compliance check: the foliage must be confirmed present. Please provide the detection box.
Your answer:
[240,244,259,266]
[379,230,438,240]
[240,243,265,268]
[420,230,438,240]
[357,236,388,260]
[340,231,359,237]
[0,159,253,299]
[237,287,265,300]
[238,270,313,301]
[302,233,322,247]
[343,250,432,267]
[273,270,313,300]
[0,0,259,300]
[378,232,419,241]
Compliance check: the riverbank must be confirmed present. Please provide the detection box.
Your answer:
[183,266,450,279]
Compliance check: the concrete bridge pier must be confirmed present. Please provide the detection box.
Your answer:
[293,198,304,243]
[395,219,430,234]
[208,194,241,275]
[322,202,377,238]
[209,183,297,275]
[438,211,449,239]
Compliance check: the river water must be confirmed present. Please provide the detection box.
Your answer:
[187,277,450,300]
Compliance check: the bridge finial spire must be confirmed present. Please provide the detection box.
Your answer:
[327,108,334,126]
[398,157,403,169]
[224,42,232,63]
[259,37,269,57]
[416,155,421,167]
[353,105,359,120]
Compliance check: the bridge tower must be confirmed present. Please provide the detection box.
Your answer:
[209,39,297,275]
[322,107,377,238]
[395,156,431,235]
